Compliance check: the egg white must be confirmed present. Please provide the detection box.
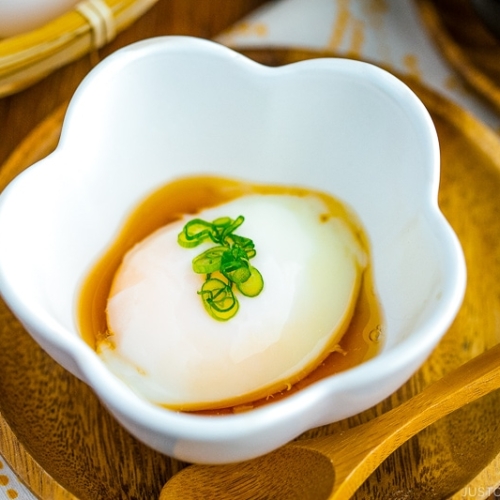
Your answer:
[100,194,367,410]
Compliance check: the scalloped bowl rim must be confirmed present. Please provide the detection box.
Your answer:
[0,36,466,463]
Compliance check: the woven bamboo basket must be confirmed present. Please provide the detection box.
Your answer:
[0,0,159,97]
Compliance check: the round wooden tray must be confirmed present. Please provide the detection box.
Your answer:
[1,48,500,500]
[416,0,500,116]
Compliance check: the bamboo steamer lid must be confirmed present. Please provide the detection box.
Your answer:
[0,0,159,97]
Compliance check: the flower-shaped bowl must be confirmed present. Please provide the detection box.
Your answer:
[0,36,465,464]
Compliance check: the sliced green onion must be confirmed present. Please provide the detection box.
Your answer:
[192,246,226,274]
[220,246,251,284]
[236,266,264,297]
[199,278,239,321]
[177,219,213,248]
[178,213,264,321]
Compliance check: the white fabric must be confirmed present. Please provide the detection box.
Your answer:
[0,455,37,500]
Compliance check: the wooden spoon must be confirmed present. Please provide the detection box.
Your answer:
[160,342,500,500]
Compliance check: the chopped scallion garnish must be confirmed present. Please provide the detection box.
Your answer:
[178,215,264,321]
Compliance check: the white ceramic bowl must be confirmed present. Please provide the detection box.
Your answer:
[0,36,465,464]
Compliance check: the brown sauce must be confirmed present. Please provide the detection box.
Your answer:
[78,176,383,413]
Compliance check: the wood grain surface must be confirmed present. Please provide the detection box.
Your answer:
[0,47,500,499]
[416,0,500,115]
[158,343,500,499]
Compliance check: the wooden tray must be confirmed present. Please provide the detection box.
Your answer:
[416,0,500,116]
[1,48,500,500]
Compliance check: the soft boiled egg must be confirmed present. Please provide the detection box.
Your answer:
[99,193,367,411]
